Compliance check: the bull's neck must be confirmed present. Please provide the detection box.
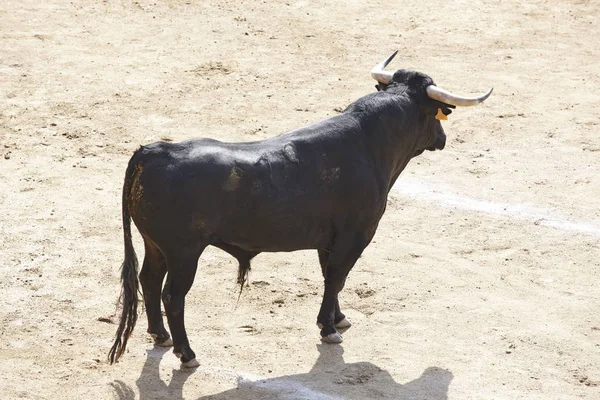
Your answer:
[360,110,419,193]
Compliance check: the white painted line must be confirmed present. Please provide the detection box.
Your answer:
[393,178,600,237]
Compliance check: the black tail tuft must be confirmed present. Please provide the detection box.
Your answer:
[108,251,139,364]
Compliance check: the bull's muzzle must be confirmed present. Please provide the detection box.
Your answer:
[428,133,446,151]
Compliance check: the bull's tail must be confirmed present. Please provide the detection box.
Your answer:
[108,152,142,364]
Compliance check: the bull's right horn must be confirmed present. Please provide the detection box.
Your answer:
[426,85,493,107]
[371,50,398,84]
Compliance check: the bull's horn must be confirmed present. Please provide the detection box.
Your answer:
[371,50,398,84]
[426,85,493,107]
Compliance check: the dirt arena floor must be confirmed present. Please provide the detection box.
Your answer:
[1,1,599,399]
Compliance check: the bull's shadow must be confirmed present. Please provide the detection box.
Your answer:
[111,346,195,400]
[200,344,453,400]
[112,343,453,400]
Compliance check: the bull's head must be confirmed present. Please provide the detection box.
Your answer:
[371,51,492,157]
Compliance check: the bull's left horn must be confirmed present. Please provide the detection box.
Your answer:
[371,50,398,84]
[426,85,493,107]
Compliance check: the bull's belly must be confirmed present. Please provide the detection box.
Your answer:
[209,214,331,252]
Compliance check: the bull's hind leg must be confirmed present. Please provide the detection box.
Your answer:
[316,237,366,343]
[139,239,172,347]
[162,247,205,368]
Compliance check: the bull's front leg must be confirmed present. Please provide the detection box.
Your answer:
[334,298,352,331]
[316,238,366,343]
[318,249,351,332]
[317,279,346,343]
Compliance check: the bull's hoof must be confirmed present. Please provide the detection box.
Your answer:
[181,358,200,369]
[335,318,352,329]
[156,338,173,347]
[321,332,343,344]
[151,333,173,347]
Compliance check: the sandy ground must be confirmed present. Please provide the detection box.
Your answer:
[1,0,599,399]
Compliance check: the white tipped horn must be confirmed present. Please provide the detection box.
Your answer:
[426,86,493,107]
[371,50,398,84]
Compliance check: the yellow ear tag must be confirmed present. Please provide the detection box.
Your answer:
[435,108,448,121]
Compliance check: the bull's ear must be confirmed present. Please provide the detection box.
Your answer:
[434,106,454,120]
[423,100,455,118]
[440,106,453,116]
[375,83,388,92]
[419,99,445,117]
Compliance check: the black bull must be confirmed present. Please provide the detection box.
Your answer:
[109,67,481,367]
